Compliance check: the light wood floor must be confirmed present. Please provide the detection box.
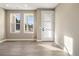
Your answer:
[0,41,67,56]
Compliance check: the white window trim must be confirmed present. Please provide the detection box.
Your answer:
[24,13,34,33]
[10,13,21,33]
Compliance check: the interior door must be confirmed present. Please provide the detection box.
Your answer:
[41,10,54,41]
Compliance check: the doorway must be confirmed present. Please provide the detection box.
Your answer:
[40,10,55,41]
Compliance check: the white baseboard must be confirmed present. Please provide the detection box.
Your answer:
[0,39,6,43]
[5,39,36,41]
[37,40,54,42]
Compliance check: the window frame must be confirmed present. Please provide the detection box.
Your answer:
[10,13,21,33]
[24,13,34,33]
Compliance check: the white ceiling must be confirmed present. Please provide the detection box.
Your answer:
[0,3,58,10]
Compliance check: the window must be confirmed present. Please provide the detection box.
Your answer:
[15,14,20,32]
[24,14,34,33]
[10,13,20,33]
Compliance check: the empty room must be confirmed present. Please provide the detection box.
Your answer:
[0,3,79,56]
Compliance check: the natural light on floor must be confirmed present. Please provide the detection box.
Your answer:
[64,36,73,55]
[38,44,63,51]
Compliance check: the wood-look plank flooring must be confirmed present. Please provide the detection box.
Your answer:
[0,41,67,56]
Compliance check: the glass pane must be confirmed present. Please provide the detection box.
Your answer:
[27,16,34,32]
[16,24,20,30]
[25,24,27,31]
[24,16,28,31]
[16,14,20,23]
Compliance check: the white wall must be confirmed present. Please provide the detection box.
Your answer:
[0,8,5,40]
[55,3,79,56]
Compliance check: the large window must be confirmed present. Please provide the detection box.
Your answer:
[10,13,34,33]
[10,13,20,33]
[24,14,34,33]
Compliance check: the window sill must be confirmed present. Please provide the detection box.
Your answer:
[10,31,20,33]
[24,32,34,33]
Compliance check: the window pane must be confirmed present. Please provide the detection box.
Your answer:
[24,14,34,32]
[25,24,27,31]
[15,14,20,32]
[16,24,20,30]
[25,16,28,31]
[27,16,34,32]
[16,15,20,23]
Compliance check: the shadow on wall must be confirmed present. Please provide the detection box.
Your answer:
[64,35,73,56]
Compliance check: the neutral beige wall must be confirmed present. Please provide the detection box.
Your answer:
[55,4,65,48]
[5,10,37,39]
[0,8,5,40]
[55,3,79,56]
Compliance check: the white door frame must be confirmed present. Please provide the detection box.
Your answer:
[39,10,55,41]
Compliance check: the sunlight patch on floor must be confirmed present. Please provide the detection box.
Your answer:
[38,44,63,51]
